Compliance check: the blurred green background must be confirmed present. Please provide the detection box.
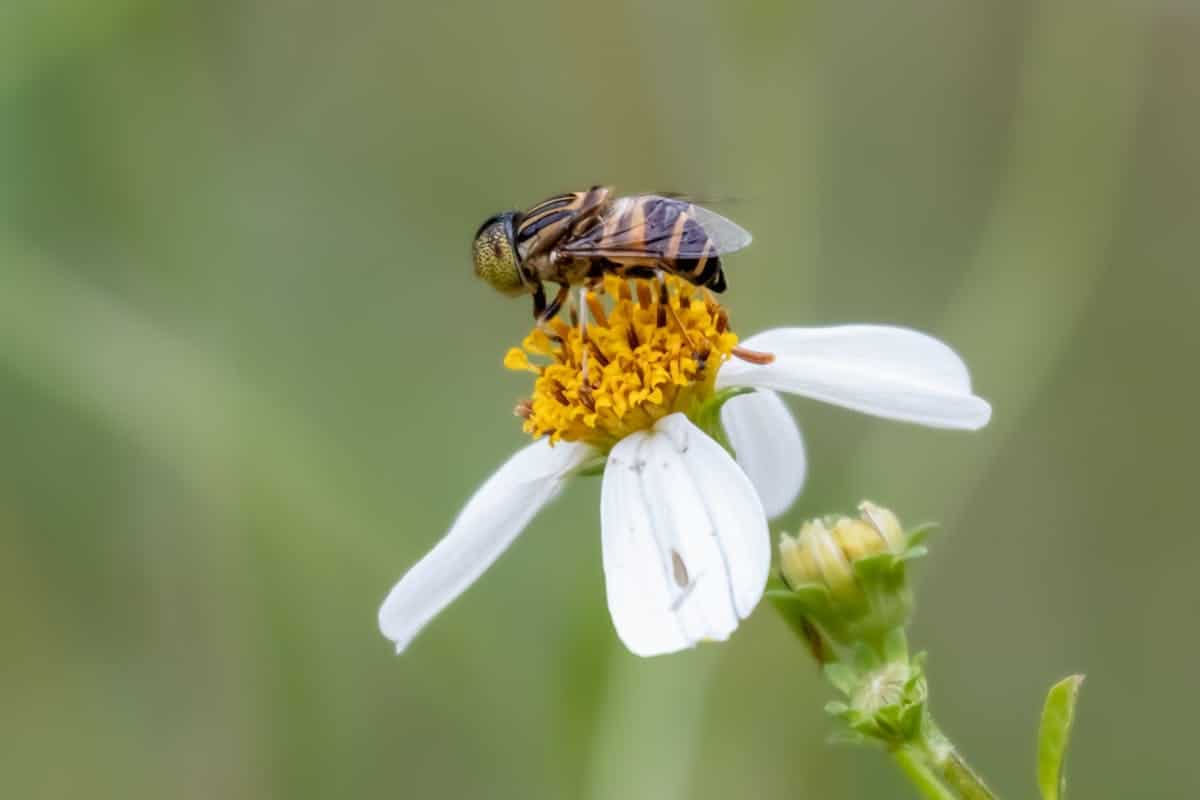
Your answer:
[2,1,1197,797]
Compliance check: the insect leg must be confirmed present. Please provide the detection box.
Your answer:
[531,282,547,320]
[578,285,590,381]
[537,283,570,326]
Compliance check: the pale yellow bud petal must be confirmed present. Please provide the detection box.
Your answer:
[832,518,886,562]
[778,530,817,588]
[803,520,861,605]
[859,501,905,553]
[778,532,802,582]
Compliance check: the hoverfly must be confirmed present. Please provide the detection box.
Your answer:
[472,186,751,322]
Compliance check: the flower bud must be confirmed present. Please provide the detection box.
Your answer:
[851,662,915,717]
[780,519,863,607]
[776,501,917,650]
[830,659,929,744]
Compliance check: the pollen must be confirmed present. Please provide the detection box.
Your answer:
[505,275,740,447]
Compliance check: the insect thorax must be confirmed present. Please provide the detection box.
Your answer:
[526,250,595,286]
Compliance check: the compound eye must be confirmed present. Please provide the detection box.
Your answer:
[473,220,524,295]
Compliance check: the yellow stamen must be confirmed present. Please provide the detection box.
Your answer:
[505,275,740,447]
[503,348,539,374]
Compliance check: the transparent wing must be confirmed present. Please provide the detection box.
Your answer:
[689,202,753,253]
[560,195,752,260]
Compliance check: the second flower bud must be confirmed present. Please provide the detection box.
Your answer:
[776,502,921,651]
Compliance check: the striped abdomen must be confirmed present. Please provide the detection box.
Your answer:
[560,194,747,293]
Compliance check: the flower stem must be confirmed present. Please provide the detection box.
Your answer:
[892,746,958,800]
[916,719,998,800]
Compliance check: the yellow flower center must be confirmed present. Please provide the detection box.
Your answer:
[504,275,740,447]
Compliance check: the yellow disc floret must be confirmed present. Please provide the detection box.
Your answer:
[505,275,739,447]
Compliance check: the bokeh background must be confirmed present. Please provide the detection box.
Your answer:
[2,1,1198,797]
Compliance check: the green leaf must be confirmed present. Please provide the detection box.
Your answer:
[1038,674,1085,800]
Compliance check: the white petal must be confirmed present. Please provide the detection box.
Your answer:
[718,326,992,429]
[721,389,806,519]
[378,438,594,653]
[600,413,770,657]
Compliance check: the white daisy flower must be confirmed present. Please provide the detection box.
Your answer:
[379,276,990,657]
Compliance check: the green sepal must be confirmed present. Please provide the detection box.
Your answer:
[850,642,881,673]
[573,457,607,478]
[1038,674,1085,800]
[789,583,835,612]
[874,706,905,739]
[882,628,909,664]
[848,714,880,737]
[899,701,926,741]
[852,552,897,583]
[692,385,754,426]
[823,663,859,696]
[905,522,938,548]
[769,582,839,630]
[824,700,851,716]
[826,729,871,748]
[767,589,831,663]
[765,587,816,612]
[691,386,754,457]
[765,588,809,634]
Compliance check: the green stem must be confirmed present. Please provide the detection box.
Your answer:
[917,719,998,800]
[892,747,958,800]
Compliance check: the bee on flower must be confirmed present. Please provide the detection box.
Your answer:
[379,200,992,658]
